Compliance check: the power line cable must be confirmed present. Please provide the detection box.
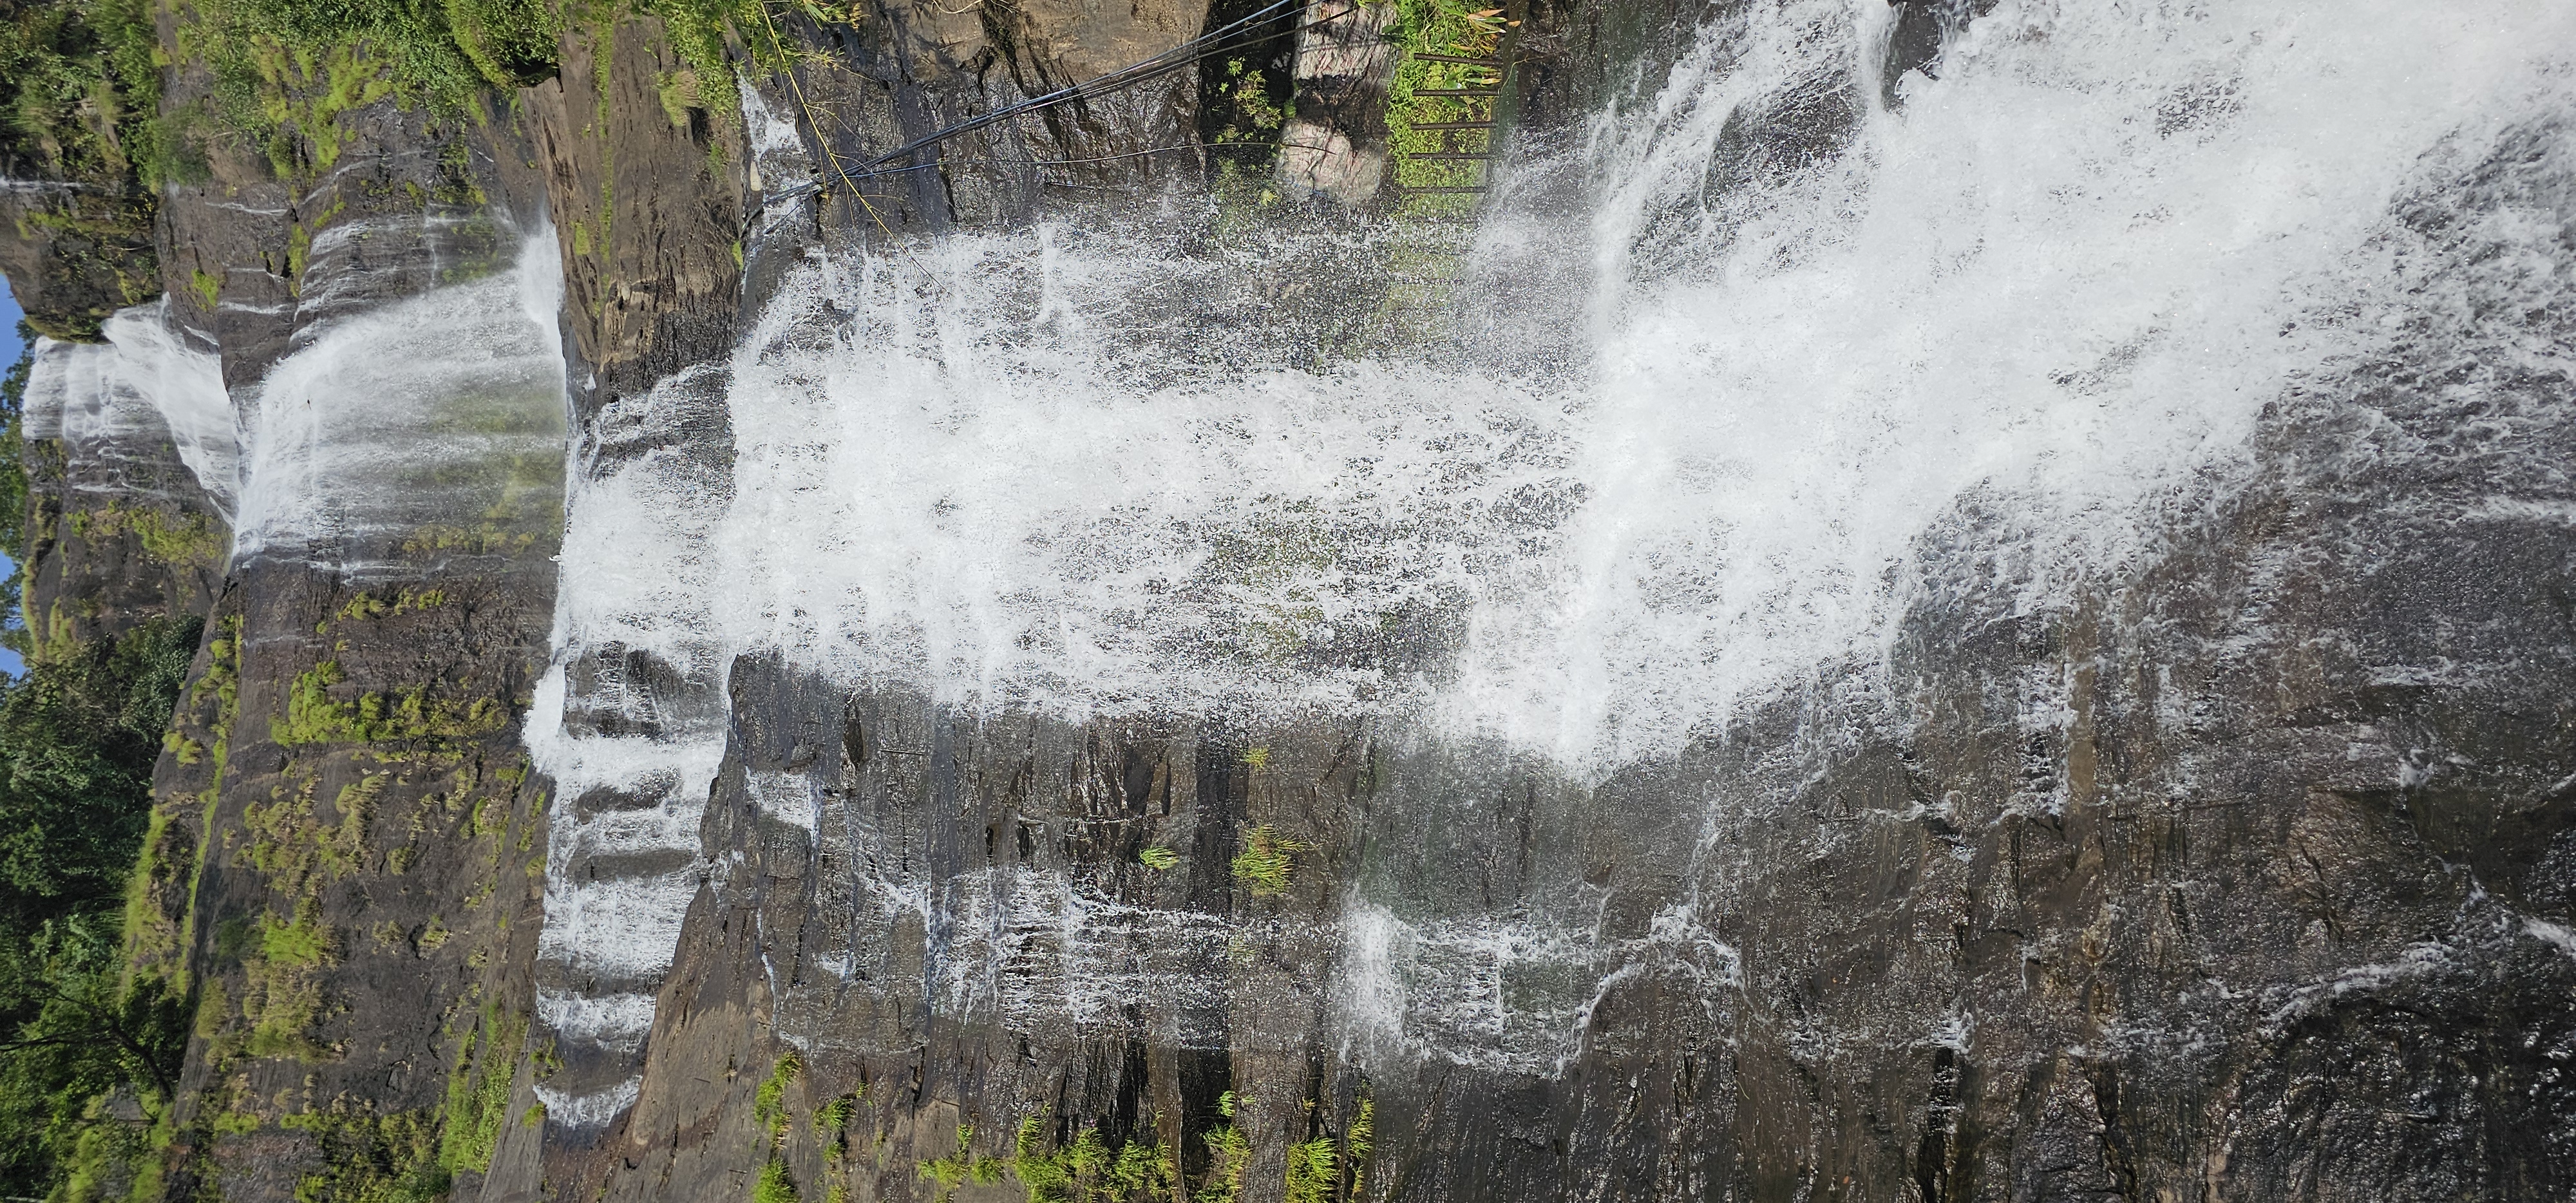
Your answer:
[759,0,1358,208]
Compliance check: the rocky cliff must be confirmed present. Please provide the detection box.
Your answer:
[5,1,2573,1201]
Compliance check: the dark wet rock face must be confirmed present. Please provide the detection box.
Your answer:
[0,183,157,342]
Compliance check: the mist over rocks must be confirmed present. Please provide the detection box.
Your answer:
[2,0,2573,1200]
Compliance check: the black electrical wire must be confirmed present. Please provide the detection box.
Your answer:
[860,0,1317,169]
[758,0,1367,205]
[817,139,1296,180]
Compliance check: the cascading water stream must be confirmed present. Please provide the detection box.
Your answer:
[527,0,2576,1112]
[17,220,568,570]
[526,363,736,1124]
[21,301,236,514]
[232,232,567,570]
[712,0,2572,767]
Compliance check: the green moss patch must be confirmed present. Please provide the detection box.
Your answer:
[272,659,506,746]
[1385,0,1511,210]
[1229,824,1307,899]
[439,1003,527,1175]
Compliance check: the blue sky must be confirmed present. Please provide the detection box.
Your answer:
[0,274,19,363]
[1,277,24,677]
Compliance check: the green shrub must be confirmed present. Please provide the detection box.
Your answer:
[0,330,28,630]
[1197,1119,1250,1203]
[1385,0,1510,206]
[289,1108,452,1203]
[446,0,562,88]
[1347,1097,1373,1197]
[0,0,165,185]
[184,0,553,117]
[0,615,200,908]
[753,1158,800,1203]
[1229,825,1305,898]
[920,1124,1003,1201]
[439,1003,526,1175]
[753,1049,801,1139]
[1005,1111,1173,1203]
[811,1090,858,1138]
[1283,1137,1336,1203]
[0,912,189,1200]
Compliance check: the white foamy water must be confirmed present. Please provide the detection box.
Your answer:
[1461,0,2576,763]
[22,301,238,513]
[526,362,735,1120]
[679,0,2576,770]
[531,0,2576,1090]
[1332,896,1740,1074]
[232,234,565,567]
[723,245,1564,717]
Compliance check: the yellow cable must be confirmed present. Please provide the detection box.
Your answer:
[747,1,913,260]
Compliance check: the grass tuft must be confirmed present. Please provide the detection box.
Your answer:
[1229,824,1307,898]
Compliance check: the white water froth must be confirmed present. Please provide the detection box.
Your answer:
[1332,896,1740,1074]
[526,363,735,1118]
[533,1075,641,1131]
[22,301,238,513]
[667,0,2576,773]
[233,234,566,565]
[1477,0,2576,763]
[534,987,659,1052]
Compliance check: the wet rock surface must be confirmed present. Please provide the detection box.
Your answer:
[5,1,2572,1200]
[560,33,2576,1203]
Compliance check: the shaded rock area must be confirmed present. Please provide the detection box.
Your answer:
[755,0,1215,231]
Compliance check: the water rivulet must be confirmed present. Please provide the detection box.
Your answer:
[5,0,2574,1199]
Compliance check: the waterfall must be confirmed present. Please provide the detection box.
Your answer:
[692,0,2573,766]
[1508,0,2576,763]
[22,301,236,514]
[526,364,735,1125]
[529,0,2576,1097]
[232,232,567,569]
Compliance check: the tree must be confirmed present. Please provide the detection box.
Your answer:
[0,615,198,1195]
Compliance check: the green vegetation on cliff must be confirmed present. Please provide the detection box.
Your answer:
[283,1106,454,1202]
[272,659,506,745]
[5,0,868,195]
[0,1,164,339]
[1006,1112,1176,1203]
[1,325,31,625]
[437,1002,526,1175]
[1231,823,1305,898]
[0,0,165,182]
[179,0,863,175]
[0,330,209,1200]
[0,614,200,1199]
[68,500,225,570]
[1386,0,1509,192]
[920,1124,1005,1201]
[0,615,200,910]
[169,0,560,177]
[1194,1092,1251,1203]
